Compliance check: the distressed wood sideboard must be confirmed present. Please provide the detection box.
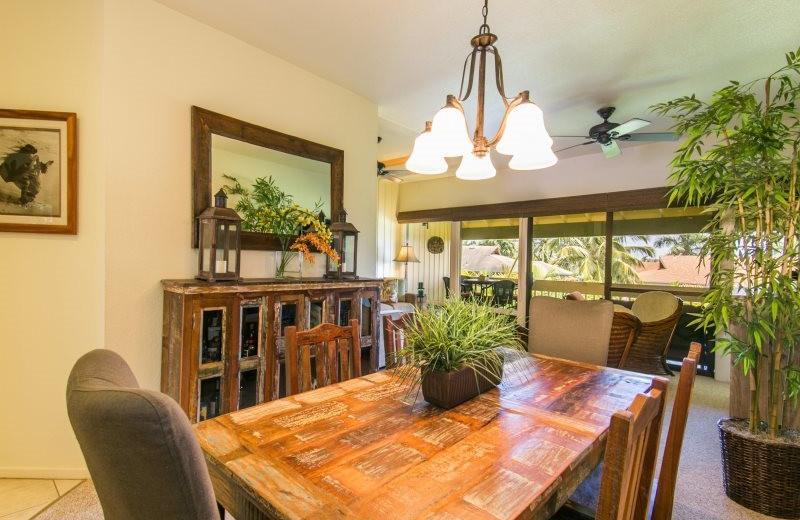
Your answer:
[161,278,382,423]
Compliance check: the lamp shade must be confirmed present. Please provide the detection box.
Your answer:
[394,244,420,263]
[496,102,553,156]
[431,105,473,157]
[509,146,558,170]
[456,152,496,180]
[406,125,447,174]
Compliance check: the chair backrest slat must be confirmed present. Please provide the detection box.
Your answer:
[314,342,326,387]
[301,342,312,393]
[651,343,701,520]
[596,377,668,520]
[285,319,361,396]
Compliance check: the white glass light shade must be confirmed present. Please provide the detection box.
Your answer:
[456,152,496,180]
[406,130,447,174]
[509,146,558,170]
[496,102,553,156]
[431,106,473,157]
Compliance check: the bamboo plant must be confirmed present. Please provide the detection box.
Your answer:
[652,47,800,438]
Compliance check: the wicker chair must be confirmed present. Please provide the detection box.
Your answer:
[622,292,683,375]
[607,306,641,369]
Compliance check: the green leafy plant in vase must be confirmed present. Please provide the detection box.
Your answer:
[393,298,528,409]
[222,175,338,277]
[652,46,800,518]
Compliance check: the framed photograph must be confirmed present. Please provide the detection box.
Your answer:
[0,109,77,234]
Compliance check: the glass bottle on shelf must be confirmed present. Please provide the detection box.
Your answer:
[201,309,224,364]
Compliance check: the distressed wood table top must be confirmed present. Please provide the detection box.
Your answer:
[195,355,654,520]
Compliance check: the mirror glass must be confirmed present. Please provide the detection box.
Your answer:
[211,134,331,222]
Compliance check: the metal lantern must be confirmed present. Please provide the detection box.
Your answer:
[197,189,241,282]
[326,208,359,279]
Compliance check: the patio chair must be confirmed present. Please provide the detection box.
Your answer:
[528,296,614,365]
[492,279,517,307]
[623,292,683,375]
[607,305,641,369]
[285,320,361,395]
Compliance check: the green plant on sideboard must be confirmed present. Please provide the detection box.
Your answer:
[222,174,338,277]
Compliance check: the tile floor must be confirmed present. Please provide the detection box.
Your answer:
[0,479,83,520]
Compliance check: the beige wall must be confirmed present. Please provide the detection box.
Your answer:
[0,0,105,477]
[397,142,679,212]
[0,0,378,477]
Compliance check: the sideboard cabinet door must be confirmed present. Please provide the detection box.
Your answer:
[190,297,234,422]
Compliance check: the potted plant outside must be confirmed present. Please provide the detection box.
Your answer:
[393,298,527,409]
[653,47,800,518]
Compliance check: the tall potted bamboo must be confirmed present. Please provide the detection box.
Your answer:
[653,47,800,518]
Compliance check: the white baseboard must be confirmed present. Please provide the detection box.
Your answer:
[0,467,89,479]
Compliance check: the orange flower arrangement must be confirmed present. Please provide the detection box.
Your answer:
[291,232,340,265]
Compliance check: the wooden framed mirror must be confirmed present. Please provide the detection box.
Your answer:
[191,106,344,250]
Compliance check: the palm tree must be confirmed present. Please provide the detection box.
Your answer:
[653,234,705,255]
[531,236,654,284]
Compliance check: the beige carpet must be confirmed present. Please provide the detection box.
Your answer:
[32,480,102,519]
[34,376,777,520]
[661,375,777,520]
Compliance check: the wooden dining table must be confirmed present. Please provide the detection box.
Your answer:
[195,355,654,520]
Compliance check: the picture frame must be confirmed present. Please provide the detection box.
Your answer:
[0,109,77,234]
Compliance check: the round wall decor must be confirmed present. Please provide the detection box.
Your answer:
[426,236,444,254]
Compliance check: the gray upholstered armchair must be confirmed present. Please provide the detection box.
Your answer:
[66,349,222,520]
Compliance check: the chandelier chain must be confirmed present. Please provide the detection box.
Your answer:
[479,0,490,35]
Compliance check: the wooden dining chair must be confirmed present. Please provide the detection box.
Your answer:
[382,314,410,368]
[284,320,361,396]
[598,377,668,520]
[556,377,668,520]
[650,342,701,520]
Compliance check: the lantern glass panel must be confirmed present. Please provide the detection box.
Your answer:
[215,223,228,273]
[201,220,212,274]
[328,234,340,273]
[227,224,238,274]
[343,234,356,273]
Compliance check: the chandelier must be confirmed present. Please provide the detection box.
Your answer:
[406,0,557,180]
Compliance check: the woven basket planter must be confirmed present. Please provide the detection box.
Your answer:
[719,418,800,518]
[421,363,502,409]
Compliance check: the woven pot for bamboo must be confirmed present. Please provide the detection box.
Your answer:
[718,418,800,519]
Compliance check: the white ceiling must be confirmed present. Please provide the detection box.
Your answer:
[156,0,800,164]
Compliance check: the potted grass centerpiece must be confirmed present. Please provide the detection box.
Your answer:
[653,46,800,518]
[393,298,527,409]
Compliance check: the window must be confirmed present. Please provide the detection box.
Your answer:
[529,212,607,300]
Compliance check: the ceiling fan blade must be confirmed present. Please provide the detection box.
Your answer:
[625,132,679,142]
[609,118,651,137]
[556,140,595,153]
[552,136,593,139]
[601,140,621,159]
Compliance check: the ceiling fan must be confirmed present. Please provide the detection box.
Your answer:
[377,161,409,183]
[556,107,678,158]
